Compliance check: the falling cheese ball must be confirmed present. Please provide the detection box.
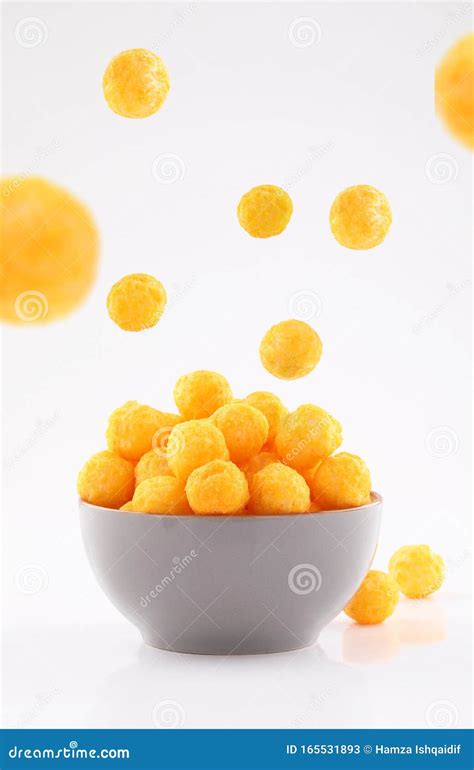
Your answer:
[103,48,170,119]
[132,476,192,514]
[389,545,445,599]
[107,273,167,331]
[247,463,310,515]
[77,450,135,509]
[344,570,399,625]
[275,404,342,472]
[186,460,249,514]
[166,419,229,481]
[329,185,392,250]
[0,177,98,324]
[243,451,279,484]
[211,402,268,465]
[174,370,233,420]
[244,391,288,445]
[106,401,182,462]
[306,452,371,510]
[237,185,293,238]
[260,320,322,380]
[134,449,173,486]
[436,33,474,150]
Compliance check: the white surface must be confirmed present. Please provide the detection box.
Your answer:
[1,1,472,729]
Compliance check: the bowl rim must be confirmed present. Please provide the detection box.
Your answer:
[79,491,383,521]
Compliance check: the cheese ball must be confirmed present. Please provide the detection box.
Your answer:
[329,185,392,250]
[77,450,135,509]
[106,401,182,462]
[307,452,371,510]
[344,570,399,625]
[247,463,310,515]
[211,402,268,466]
[260,320,322,380]
[166,419,229,481]
[103,48,170,119]
[106,273,167,331]
[275,404,343,472]
[132,476,192,514]
[0,177,98,324]
[120,501,135,511]
[244,391,288,445]
[134,449,173,486]
[237,184,293,238]
[436,33,474,150]
[389,545,445,599]
[174,370,233,420]
[186,460,249,514]
[243,451,279,484]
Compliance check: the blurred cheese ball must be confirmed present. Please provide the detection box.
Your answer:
[306,452,371,510]
[243,451,280,484]
[389,545,445,598]
[260,320,322,380]
[237,185,293,238]
[106,401,182,461]
[247,463,310,515]
[244,391,288,445]
[107,273,167,331]
[344,570,399,625]
[103,48,170,118]
[77,450,135,509]
[275,404,342,472]
[186,460,249,514]
[134,449,173,486]
[166,419,229,481]
[0,177,98,324]
[132,476,192,514]
[330,185,392,250]
[174,370,233,419]
[436,33,474,150]
[211,402,268,465]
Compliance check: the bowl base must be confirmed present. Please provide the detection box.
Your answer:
[141,631,319,656]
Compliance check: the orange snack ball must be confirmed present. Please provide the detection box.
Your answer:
[237,184,293,238]
[77,450,135,509]
[107,273,167,331]
[329,185,392,250]
[0,177,98,324]
[344,570,399,625]
[307,500,323,513]
[166,419,229,481]
[103,48,170,119]
[120,501,135,511]
[436,33,474,150]
[259,320,322,380]
[389,545,445,599]
[132,476,192,514]
[134,449,173,486]
[186,460,249,514]
[243,451,279,483]
[307,452,371,510]
[244,391,288,445]
[211,402,268,465]
[106,401,182,462]
[174,370,232,419]
[247,463,310,515]
[275,404,342,472]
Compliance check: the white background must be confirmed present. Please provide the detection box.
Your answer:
[1,1,472,730]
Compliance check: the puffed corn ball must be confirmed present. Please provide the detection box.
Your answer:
[134,449,172,486]
[103,48,170,119]
[237,185,293,238]
[0,177,98,324]
[344,570,399,625]
[77,450,135,509]
[436,33,474,150]
[174,370,233,420]
[330,185,392,250]
[212,402,268,465]
[120,501,135,511]
[244,391,288,445]
[186,460,249,514]
[167,419,229,481]
[107,273,167,331]
[389,545,445,599]
[306,452,371,510]
[106,401,182,461]
[132,476,192,514]
[247,463,310,515]
[243,451,280,483]
[275,404,342,472]
[260,320,322,380]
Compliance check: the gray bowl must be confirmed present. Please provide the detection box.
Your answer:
[79,494,382,655]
